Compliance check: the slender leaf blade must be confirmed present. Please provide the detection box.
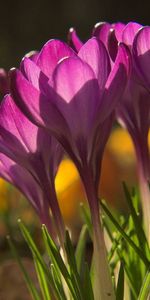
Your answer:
[116,262,124,300]
[100,201,150,267]
[7,236,41,300]
[34,255,51,300]
[75,225,88,274]
[138,268,150,300]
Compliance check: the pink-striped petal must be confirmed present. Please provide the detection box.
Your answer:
[68,28,83,52]
[21,57,50,93]
[10,68,69,140]
[99,43,131,122]
[113,22,125,42]
[92,22,111,47]
[122,22,142,47]
[0,153,43,212]
[36,39,76,78]
[0,69,9,96]
[79,38,111,89]
[133,26,150,88]
[53,56,100,138]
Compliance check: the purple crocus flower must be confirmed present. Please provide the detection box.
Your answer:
[10,38,130,186]
[67,21,150,243]
[68,28,83,52]
[101,22,150,242]
[92,21,142,62]
[0,94,65,245]
[115,24,150,242]
[0,152,55,237]
[133,26,150,91]
[10,37,130,299]
[0,68,9,97]
[68,22,126,58]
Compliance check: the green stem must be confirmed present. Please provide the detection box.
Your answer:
[138,166,150,246]
[134,140,150,246]
[81,165,115,300]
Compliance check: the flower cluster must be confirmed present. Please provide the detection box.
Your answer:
[70,22,150,241]
[0,21,150,300]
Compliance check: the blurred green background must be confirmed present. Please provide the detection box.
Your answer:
[0,0,149,69]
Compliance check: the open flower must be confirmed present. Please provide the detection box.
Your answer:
[99,22,150,242]
[68,22,128,57]
[10,38,130,186]
[10,37,130,299]
[0,94,64,244]
[0,69,9,97]
[0,152,55,235]
[133,26,150,91]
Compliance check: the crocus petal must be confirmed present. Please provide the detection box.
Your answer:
[78,38,111,90]
[68,28,83,52]
[118,79,150,134]
[0,94,62,182]
[0,153,43,212]
[0,95,31,163]
[92,22,111,48]
[133,26,150,89]
[21,57,50,91]
[98,43,131,122]
[0,94,38,154]
[113,22,126,42]
[10,68,70,140]
[0,69,9,96]
[122,22,142,47]
[36,39,76,78]
[28,51,39,63]
[53,56,100,139]
[107,29,118,61]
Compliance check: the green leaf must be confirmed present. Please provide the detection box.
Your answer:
[34,255,51,300]
[42,224,78,300]
[50,264,67,300]
[116,262,124,300]
[80,203,92,237]
[116,249,138,299]
[7,236,41,300]
[65,231,84,300]
[100,201,150,267]
[42,225,62,285]
[123,183,150,259]
[75,224,88,275]
[83,263,94,300]
[138,268,150,300]
[18,220,59,300]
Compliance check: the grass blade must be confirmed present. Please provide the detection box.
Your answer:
[7,236,41,300]
[123,183,150,258]
[18,220,59,299]
[138,268,150,300]
[116,262,124,300]
[42,224,78,300]
[65,231,84,300]
[80,203,92,237]
[83,262,94,300]
[100,201,150,267]
[50,264,67,300]
[34,255,51,300]
[75,225,88,275]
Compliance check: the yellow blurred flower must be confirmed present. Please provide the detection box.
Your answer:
[100,127,137,208]
[55,159,85,227]
[108,127,135,161]
[0,179,9,212]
